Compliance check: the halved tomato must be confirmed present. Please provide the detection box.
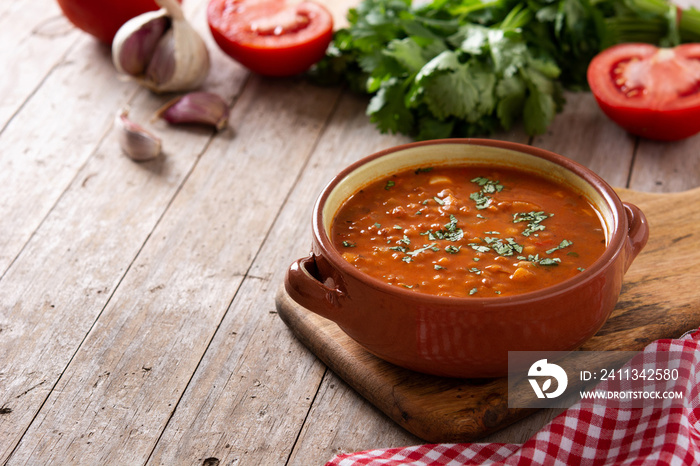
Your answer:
[587,43,700,141]
[207,0,333,77]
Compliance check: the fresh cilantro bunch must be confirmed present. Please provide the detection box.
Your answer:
[311,0,700,140]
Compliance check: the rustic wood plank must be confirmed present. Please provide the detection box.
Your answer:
[0,0,250,461]
[0,37,137,275]
[6,75,339,464]
[0,99,226,462]
[0,0,78,130]
[288,371,422,465]
[629,135,700,192]
[0,0,238,280]
[2,0,699,464]
[532,91,636,188]
[145,90,412,465]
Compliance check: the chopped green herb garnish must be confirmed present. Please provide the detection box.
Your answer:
[423,215,463,242]
[389,245,409,253]
[342,241,356,247]
[407,243,439,257]
[469,177,504,210]
[445,245,461,254]
[433,196,445,205]
[469,191,492,210]
[514,211,551,236]
[520,254,561,266]
[477,237,523,257]
[441,215,463,241]
[546,239,573,255]
[578,267,586,272]
[471,177,503,192]
[434,264,446,270]
[385,180,395,190]
[374,222,381,229]
[469,288,478,295]
[470,244,491,253]
[489,237,523,256]
[415,167,433,174]
[393,225,403,230]
[468,267,481,275]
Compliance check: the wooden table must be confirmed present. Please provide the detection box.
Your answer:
[2,0,699,464]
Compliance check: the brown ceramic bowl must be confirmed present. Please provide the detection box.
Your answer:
[285,139,649,378]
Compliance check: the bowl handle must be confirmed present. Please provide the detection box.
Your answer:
[285,254,345,321]
[622,202,649,272]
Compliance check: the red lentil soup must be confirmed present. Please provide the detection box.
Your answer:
[331,165,607,298]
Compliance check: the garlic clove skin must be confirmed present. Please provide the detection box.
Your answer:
[113,13,169,77]
[112,0,210,93]
[155,92,230,131]
[156,9,210,93]
[116,108,162,161]
[146,28,177,87]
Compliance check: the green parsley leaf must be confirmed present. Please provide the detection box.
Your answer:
[407,243,439,257]
[546,239,573,254]
[470,244,490,253]
[514,211,551,236]
[311,0,697,139]
[445,245,461,254]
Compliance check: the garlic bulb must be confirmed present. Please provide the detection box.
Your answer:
[112,0,210,93]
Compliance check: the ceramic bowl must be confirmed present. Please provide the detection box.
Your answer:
[285,139,649,378]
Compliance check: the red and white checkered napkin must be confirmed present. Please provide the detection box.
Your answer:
[326,329,700,466]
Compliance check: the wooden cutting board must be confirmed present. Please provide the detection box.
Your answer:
[275,187,700,443]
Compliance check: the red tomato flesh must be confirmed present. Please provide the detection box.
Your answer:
[57,0,172,44]
[207,0,333,77]
[587,43,700,141]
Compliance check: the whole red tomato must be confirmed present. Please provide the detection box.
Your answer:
[587,43,700,141]
[207,0,333,77]
[56,0,170,44]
